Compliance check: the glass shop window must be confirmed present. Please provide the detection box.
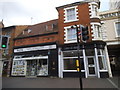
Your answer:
[64,59,76,70]
[64,58,84,70]
[97,49,107,70]
[85,49,95,56]
[63,50,83,57]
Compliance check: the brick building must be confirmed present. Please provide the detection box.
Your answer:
[11,0,112,78]
[57,0,112,78]
[1,25,28,77]
[12,19,59,77]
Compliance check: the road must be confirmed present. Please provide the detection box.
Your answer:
[2,77,119,90]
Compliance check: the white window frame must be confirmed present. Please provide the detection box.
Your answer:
[91,22,102,40]
[114,21,120,38]
[89,2,99,18]
[64,6,79,23]
[63,50,84,72]
[97,49,107,70]
[64,26,77,43]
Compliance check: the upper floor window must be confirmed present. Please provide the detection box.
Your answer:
[64,26,77,43]
[64,6,78,23]
[115,22,120,37]
[89,2,99,18]
[66,8,75,21]
[67,28,77,41]
[92,5,98,17]
[94,24,101,38]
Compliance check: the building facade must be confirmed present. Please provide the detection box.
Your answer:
[99,9,120,76]
[11,0,112,78]
[56,0,112,78]
[1,25,28,77]
[109,0,120,10]
[12,20,59,77]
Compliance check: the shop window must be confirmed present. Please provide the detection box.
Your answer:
[37,59,48,76]
[64,59,76,70]
[64,6,78,23]
[85,49,95,56]
[97,49,107,70]
[64,58,84,70]
[63,50,84,70]
[63,50,83,57]
[12,60,26,76]
[115,22,120,37]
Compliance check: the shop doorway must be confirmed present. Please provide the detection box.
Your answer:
[87,57,97,77]
[2,61,9,77]
[26,60,37,76]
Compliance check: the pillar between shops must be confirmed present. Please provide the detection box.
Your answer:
[105,46,112,77]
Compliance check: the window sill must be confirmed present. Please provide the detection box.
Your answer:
[64,40,77,44]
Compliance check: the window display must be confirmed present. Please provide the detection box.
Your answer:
[38,59,48,76]
[12,60,26,76]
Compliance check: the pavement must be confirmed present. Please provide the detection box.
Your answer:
[1,77,120,90]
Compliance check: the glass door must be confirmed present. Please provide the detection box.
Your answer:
[87,57,96,77]
[27,60,37,76]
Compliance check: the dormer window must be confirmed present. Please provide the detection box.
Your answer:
[46,24,54,31]
[28,29,32,33]
[64,6,78,23]
[23,29,32,34]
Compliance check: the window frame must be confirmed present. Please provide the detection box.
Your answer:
[114,21,120,38]
[64,26,77,43]
[97,49,107,70]
[63,50,84,72]
[64,6,79,23]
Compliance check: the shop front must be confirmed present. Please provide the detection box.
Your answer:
[11,44,58,77]
[58,42,112,78]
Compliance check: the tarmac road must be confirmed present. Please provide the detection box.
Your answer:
[2,77,119,90]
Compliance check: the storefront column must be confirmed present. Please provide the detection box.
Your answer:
[104,46,112,77]
[83,49,88,78]
[58,48,63,78]
[94,47,100,78]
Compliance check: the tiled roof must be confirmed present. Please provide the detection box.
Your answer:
[17,19,58,38]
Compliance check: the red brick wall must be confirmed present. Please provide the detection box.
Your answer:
[57,3,92,45]
[14,34,58,47]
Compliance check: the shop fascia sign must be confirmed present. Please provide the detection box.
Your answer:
[14,44,56,53]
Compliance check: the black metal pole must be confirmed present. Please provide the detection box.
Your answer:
[75,25,83,90]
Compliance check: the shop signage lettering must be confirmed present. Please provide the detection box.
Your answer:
[14,45,56,53]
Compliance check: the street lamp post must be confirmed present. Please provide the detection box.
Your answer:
[72,25,83,90]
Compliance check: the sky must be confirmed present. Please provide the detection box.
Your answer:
[0,0,110,27]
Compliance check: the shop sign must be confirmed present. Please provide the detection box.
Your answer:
[14,44,56,53]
